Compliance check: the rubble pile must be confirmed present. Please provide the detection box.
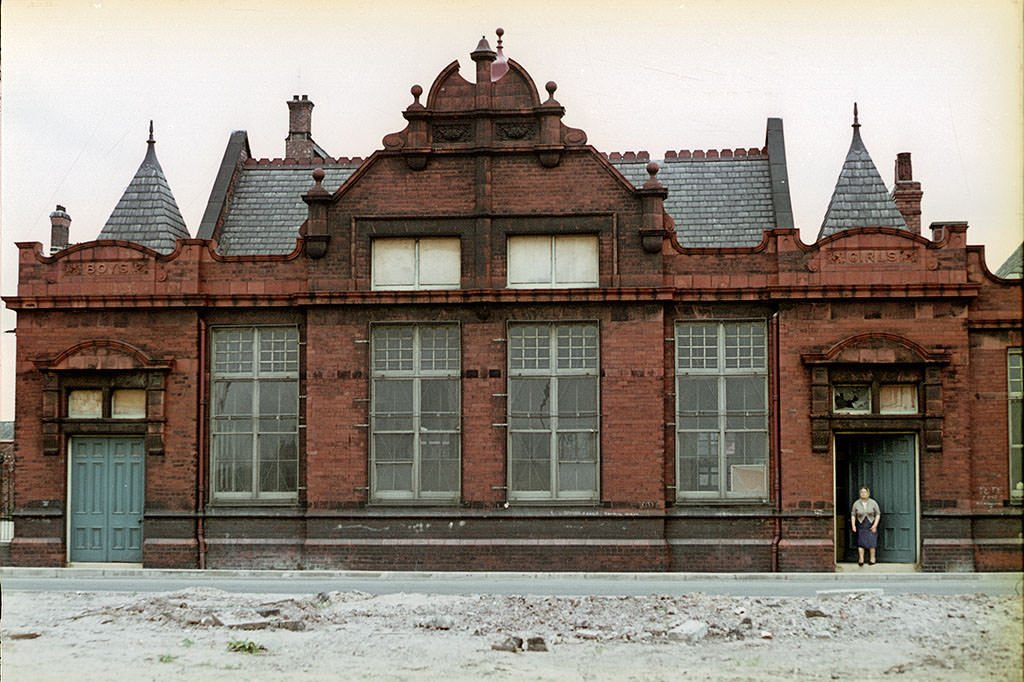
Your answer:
[52,587,1022,653]
[3,587,1020,681]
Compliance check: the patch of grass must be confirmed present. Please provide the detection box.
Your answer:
[227,639,267,654]
[158,654,177,663]
[180,638,194,648]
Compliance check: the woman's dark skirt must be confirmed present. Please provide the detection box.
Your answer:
[856,518,878,549]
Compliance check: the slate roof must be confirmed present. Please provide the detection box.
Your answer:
[611,154,777,248]
[817,115,906,241]
[215,153,779,254]
[210,118,790,254]
[216,164,359,255]
[98,125,189,253]
[995,242,1023,279]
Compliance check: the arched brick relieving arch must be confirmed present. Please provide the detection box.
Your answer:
[34,339,173,372]
[801,332,951,367]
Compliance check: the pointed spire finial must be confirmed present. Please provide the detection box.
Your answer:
[853,103,860,129]
[148,120,155,144]
[491,27,509,81]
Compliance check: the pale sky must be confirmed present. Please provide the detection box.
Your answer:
[2,0,1022,420]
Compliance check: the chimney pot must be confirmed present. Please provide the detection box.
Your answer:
[286,95,316,161]
[49,204,71,254]
[896,152,913,182]
[893,152,922,235]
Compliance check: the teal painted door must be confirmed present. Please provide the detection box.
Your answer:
[70,437,145,562]
[837,434,917,563]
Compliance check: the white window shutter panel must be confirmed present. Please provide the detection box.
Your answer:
[373,239,416,288]
[554,235,598,286]
[508,235,553,286]
[418,238,461,287]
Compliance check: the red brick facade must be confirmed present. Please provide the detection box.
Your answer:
[4,39,1021,571]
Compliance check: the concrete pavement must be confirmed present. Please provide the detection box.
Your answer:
[2,566,1021,598]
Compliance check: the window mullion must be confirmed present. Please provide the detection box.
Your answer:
[412,239,421,288]
[551,330,561,499]
[718,324,727,497]
[718,373,727,497]
[252,371,261,500]
[412,328,421,497]
[549,237,557,287]
[550,372,559,499]
[412,375,421,497]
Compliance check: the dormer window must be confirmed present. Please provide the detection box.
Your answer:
[507,235,598,288]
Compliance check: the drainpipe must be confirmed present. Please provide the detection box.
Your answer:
[770,311,782,571]
[196,318,208,569]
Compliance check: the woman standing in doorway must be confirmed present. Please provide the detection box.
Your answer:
[851,487,881,566]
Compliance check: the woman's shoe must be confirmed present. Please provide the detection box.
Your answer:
[869,560,876,565]
[858,561,864,567]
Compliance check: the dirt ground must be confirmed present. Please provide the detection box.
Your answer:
[1,587,1021,681]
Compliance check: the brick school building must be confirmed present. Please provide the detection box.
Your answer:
[5,34,1021,571]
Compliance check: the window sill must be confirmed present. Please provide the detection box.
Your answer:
[205,500,299,513]
[367,499,461,507]
[506,499,601,507]
[668,502,773,515]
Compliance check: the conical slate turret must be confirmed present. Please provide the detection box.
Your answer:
[98,122,189,253]
[817,105,907,241]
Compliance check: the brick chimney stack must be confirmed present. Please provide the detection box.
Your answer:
[286,95,315,161]
[893,152,922,235]
[49,204,71,254]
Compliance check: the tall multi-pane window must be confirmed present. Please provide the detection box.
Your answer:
[508,323,599,501]
[371,325,460,501]
[675,321,768,499]
[1009,349,1023,502]
[211,327,299,500]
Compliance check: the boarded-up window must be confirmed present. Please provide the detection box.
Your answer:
[68,390,103,418]
[111,390,147,419]
[372,238,460,290]
[507,235,598,288]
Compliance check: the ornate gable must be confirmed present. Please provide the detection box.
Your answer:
[380,35,587,170]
